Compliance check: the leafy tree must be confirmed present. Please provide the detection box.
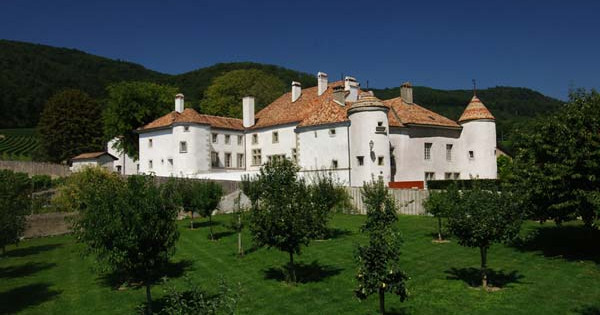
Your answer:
[240,174,261,211]
[446,183,521,289]
[103,81,178,159]
[0,170,31,255]
[496,155,513,181]
[201,69,286,118]
[423,185,459,242]
[36,89,103,162]
[306,173,343,239]
[71,168,179,314]
[196,181,223,240]
[355,179,409,315]
[510,90,600,227]
[157,276,240,315]
[248,158,314,282]
[229,192,246,257]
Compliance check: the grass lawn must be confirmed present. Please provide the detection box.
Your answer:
[1,214,599,314]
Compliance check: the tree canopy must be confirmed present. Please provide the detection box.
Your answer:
[103,81,178,159]
[0,170,31,254]
[36,89,104,162]
[201,69,287,118]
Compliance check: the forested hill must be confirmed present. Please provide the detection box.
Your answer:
[0,39,563,145]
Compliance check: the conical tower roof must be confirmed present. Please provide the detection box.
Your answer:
[458,96,495,123]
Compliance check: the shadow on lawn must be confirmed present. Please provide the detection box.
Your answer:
[512,225,600,264]
[213,231,235,240]
[98,259,194,289]
[322,228,352,240]
[0,283,61,314]
[193,220,220,228]
[0,262,56,279]
[264,260,343,283]
[574,305,600,315]
[3,244,62,258]
[445,267,524,288]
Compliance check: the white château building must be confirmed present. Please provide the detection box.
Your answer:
[135,72,497,187]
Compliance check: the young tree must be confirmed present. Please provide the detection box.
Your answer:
[229,192,246,256]
[423,185,458,242]
[195,181,223,240]
[306,173,342,239]
[248,159,314,282]
[71,168,179,314]
[0,170,31,255]
[103,81,178,159]
[240,174,261,211]
[36,89,103,162]
[355,179,409,315]
[446,183,521,289]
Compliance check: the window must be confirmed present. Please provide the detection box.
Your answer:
[148,139,153,148]
[291,148,298,162]
[225,135,230,145]
[116,165,122,173]
[377,156,384,166]
[314,131,318,138]
[252,134,258,144]
[446,144,453,161]
[148,160,153,169]
[453,172,460,179]
[357,156,364,166]
[425,172,435,181]
[238,135,243,145]
[225,153,232,168]
[184,126,189,132]
[424,143,432,160]
[329,129,336,137]
[212,133,218,143]
[468,150,475,159]
[168,159,173,166]
[179,141,187,153]
[332,160,338,169]
[267,154,285,162]
[211,152,220,167]
[444,172,452,180]
[272,131,279,143]
[252,149,262,166]
[237,153,244,168]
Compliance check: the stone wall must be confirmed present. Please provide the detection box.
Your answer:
[0,160,70,178]
[24,212,77,238]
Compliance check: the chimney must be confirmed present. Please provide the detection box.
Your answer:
[175,93,184,113]
[401,82,413,104]
[243,96,255,128]
[291,81,302,102]
[317,72,328,96]
[333,86,345,106]
[344,76,359,102]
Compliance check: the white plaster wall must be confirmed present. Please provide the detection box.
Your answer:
[139,128,174,176]
[107,138,138,175]
[70,156,114,172]
[390,126,462,181]
[458,120,497,179]
[348,109,391,186]
[245,124,297,171]
[208,129,245,169]
[297,124,350,172]
[172,124,211,176]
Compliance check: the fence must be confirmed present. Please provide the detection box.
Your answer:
[345,187,429,215]
[0,160,70,178]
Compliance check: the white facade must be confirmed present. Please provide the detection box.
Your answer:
[107,138,138,175]
[70,154,115,172]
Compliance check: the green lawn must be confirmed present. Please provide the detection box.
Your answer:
[1,214,599,314]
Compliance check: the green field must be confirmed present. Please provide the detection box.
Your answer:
[0,128,39,160]
[1,214,599,314]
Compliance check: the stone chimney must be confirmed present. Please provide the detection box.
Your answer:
[175,94,184,113]
[333,86,345,106]
[243,96,255,128]
[401,82,413,104]
[291,81,302,102]
[317,72,328,96]
[344,76,359,102]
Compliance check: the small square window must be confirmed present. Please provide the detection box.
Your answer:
[453,172,460,179]
[148,160,153,169]
[238,135,243,145]
[377,156,384,166]
[332,160,338,169]
[357,156,364,166]
[444,172,452,180]
[425,172,435,181]
[212,133,218,143]
[225,135,231,144]
[377,121,383,127]
[184,126,190,132]
[469,151,475,159]
[168,159,173,166]
[252,134,258,145]
[148,139,153,148]
[329,129,336,137]
[272,131,279,143]
[179,141,187,153]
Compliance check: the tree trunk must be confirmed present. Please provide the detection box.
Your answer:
[379,287,385,315]
[190,211,194,229]
[480,246,488,289]
[209,215,214,240]
[437,217,443,241]
[145,284,152,315]
[288,251,296,283]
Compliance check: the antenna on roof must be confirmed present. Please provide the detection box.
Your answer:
[472,79,477,96]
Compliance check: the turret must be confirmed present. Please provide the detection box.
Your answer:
[458,95,497,179]
[348,92,391,186]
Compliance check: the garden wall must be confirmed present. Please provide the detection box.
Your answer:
[24,212,77,238]
[0,160,70,178]
[345,187,428,215]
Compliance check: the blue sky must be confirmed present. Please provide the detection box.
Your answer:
[1,0,598,100]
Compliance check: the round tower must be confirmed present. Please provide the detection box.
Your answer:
[458,95,497,179]
[348,92,391,186]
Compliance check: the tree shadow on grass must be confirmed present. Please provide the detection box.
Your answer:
[387,306,411,315]
[98,259,194,289]
[194,220,220,228]
[322,228,352,240]
[0,262,56,279]
[213,231,235,240]
[264,260,343,283]
[574,305,600,315]
[3,244,62,258]
[0,283,61,314]
[445,267,524,288]
[512,225,600,264]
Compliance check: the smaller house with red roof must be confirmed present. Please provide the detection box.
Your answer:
[135,72,497,186]
[70,151,118,172]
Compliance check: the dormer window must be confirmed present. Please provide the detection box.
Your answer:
[375,121,387,134]
[184,126,190,132]
[329,129,336,137]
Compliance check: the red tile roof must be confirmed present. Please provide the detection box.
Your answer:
[139,108,244,131]
[458,96,495,123]
[383,97,461,128]
[72,152,118,160]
